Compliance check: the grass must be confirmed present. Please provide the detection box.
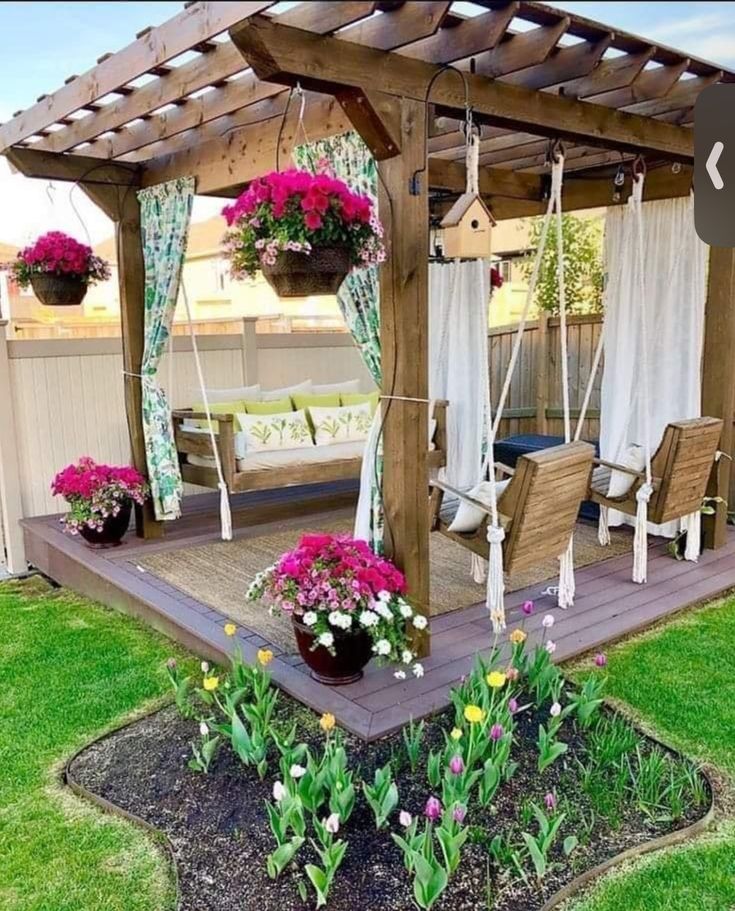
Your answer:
[566,593,735,911]
[0,576,193,911]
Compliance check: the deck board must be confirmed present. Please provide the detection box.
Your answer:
[20,486,735,741]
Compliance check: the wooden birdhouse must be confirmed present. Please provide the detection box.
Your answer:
[439,193,496,259]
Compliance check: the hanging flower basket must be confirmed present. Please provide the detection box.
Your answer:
[222,168,385,299]
[2,231,110,307]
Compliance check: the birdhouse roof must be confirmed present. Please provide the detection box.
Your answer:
[440,192,496,229]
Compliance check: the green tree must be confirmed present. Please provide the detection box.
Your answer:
[523,214,603,315]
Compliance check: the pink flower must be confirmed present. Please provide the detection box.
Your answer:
[490,723,504,742]
[508,697,519,714]
[594,653,607,667]
[304,211,323,231]
[424,796,442,821]
[449,755,464,776]
[522,600,534,616]
[544,792,557,811]
[452,804,467,824]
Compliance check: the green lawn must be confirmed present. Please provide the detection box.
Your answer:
[567,593,735,911]
[0,576,192,911]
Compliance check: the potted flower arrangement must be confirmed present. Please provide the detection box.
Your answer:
[222,169,385,298]
[3,231,110,306]
[51,457,148,547]
[246,533,425,685]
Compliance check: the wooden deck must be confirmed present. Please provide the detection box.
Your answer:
[22,484,735,741]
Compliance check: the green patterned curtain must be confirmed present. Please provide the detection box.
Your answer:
[137,177,195,521]
[294,132,384,550]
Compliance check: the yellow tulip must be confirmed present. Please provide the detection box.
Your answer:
[257,648,274,667]
[463,704,485,724]
[509,629,527,645]
[486,671,507,689]
[203,676,219,692]
[224,623,237,637]
[320,712,336,733]
[450,727,463,741]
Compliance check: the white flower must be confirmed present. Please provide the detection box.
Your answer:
[394,670,407,680]
[290,764,307,779]
[399,810,413,827]
[402,649,414,665]
[329,610,352,629]
[545,639,557,654]
[199,721,209,738]
[542,613,555,629]
[399,601,413,619]
[374,638,391,656]
[550,702,562,717]
[200,661,210,673]
[318,632,334,648]
[303,611,318,627]
[359,609,379,628]
[412,614,428,630]
[412,663,425,678]
[273,780,286,802]
[375,601,394,621]
[324,812,340,834]
[377,590,391,603]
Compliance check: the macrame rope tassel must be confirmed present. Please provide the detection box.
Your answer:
[471,553,487,584]
[683,509,701,562]
[218,481,233,541]
[486,525,506,632]
[557,537,575,609]
[598,505,611,546]
[632,482,653,583]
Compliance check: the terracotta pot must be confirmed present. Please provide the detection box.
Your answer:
[78,501,132,548]
[261,245,351,298]
[292,616,373,685]
[30,272,88,307]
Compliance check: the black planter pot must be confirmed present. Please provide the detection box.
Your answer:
[292,616,373,685]
[78,501,132,548]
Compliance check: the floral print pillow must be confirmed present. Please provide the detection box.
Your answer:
[236,409,314,453]
[309,402,373,446]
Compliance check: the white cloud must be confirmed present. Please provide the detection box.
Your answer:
[654,11,731,38]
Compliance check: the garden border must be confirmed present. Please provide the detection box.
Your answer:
[61,702,716,911]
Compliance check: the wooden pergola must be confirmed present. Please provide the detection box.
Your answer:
[4,1,734,655]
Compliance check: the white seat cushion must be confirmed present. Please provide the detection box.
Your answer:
[607,443,646,497]
[447,478,511,534]
[188,440,364,472]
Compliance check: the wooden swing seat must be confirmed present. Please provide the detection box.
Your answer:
[172,401,448,495]
[588,417,723,525]
[430,441,595,576]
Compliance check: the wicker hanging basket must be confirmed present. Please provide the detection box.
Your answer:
[261,245,351,298]
[30,272,88,307]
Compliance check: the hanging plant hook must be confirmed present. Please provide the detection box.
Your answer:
[633,154,647,180]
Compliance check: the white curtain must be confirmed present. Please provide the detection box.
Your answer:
[600,195,707,536]
[429,260,490,497]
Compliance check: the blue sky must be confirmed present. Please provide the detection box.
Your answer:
[0,1,733,245]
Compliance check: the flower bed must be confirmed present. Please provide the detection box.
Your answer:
[67,610,709,911]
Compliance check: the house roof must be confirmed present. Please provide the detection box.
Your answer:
[440,193,496,229]
[0,241,18,262]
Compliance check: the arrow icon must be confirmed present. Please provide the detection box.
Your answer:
[707,141,725,189]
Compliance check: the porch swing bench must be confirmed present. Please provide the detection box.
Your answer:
[429,441,595,576]
[172,401,449,494]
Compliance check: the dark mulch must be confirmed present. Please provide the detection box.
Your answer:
[69,700,708,911]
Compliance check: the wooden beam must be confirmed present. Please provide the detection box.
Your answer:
[428,156,543,199]
[701,247,735,549]
[471,21,571,78]
[378,98,431,654]
[0,1,275,152]
[399,3,518,63]
[340,1,452,50]
[586,59,691,108]
[501,35,614,90]
[335,89,402,160]
[80,184,162,539]
[230,16,695,161]
[5,147,140,186]
[33,3,376,157]
[559,48,656,98]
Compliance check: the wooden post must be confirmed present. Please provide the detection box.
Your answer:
[379,98,431,656]
[0,321,26,572]
[241,317,259,386]
[535,311,549,434]
[82,183,162,539]
[701,246,735,549]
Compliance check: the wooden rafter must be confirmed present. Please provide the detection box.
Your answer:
[338,0,452,50]
[399,3,518,63]
[470,21,571,78]
[0,1,275,152]
[501,35,613,90]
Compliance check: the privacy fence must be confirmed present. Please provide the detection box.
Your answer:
[0,314,602,573]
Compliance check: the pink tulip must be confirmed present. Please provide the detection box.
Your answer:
[595,653,608,667]
[490,723,504,742]
[449,755,464,776]
[424,796,442,821]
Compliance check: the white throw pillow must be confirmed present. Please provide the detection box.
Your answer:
[236,409,314,453]
[608,444,646,497]
[261,379,313,402]
[447,479,511,534]
[310,402,373,445]
[190,383,260,403]
[312,379,361,395]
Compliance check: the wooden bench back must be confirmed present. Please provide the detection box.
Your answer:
[648,417,723,525]
[499,441,595,575]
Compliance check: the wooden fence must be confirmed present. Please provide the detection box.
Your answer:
[490,313,603,441]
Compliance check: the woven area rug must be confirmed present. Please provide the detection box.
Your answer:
[138,519,631,654]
